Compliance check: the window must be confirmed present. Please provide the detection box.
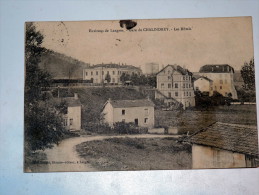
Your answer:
[64,118,68,126]
[96,71,98,75]
[122,119,125,122]
[186,92,188,96]
[113,71,115,75]
[183,84,185,88]
[118,71,120,75]
[168,76,171,80]
[168,83,171,88]
[122,109,125,115]
[85,71,88,76]
[161,83,164,88]
[144,118,148,124]
[184,92,186,96]
[168,92,171,98]
[183,76,185,80]
[69,118,73,126]
[175,83,178,88]
[102,71,104,75]
[175,92,178,96]
[189,84,191,88]
[112,78,115,83]
[189,92,191,96]
[107,71,109,74]
[220,80,223,84]
[168,70,170,74]
[220,86,222,89]
[91,71,93,76]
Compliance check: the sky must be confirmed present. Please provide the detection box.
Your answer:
[35,17,254,72]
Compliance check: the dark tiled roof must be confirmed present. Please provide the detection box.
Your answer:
[199,64,235,73]
[189,122,259,157]
[87,63,141,71]
[157,65,192,76]
[109,99,155,108]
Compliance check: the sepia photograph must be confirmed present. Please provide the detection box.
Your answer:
[24,17,258,172]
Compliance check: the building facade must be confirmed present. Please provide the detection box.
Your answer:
[83,63,142,84]
[193,75,213,96]
[189,122,258,169]
[102,99,155,128]
[62,94,81,131]
[155,65,195,109]
[196,64,238,99]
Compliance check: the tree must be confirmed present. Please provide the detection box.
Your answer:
[25,23,66,151]
[241,58,255,90]
[105,72,111,83]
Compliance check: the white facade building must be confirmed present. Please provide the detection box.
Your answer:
[83,63,142,84]
[102,98,155,128]
[196,64,238,99]
[155,65,195,109]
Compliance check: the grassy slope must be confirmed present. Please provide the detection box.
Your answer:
[76,137,192,171]
[156,105,257,134]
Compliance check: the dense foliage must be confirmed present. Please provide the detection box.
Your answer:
[120,73,157,87]
[25,23,66,151]
[241,58,255,90]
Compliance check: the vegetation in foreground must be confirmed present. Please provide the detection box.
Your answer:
[76,137,192,171]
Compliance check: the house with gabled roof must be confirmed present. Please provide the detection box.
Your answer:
[54,93,82,131]
[193,75,213,96]
[155,64,195,109]
[189,122,259,169]
[102,98,155,128]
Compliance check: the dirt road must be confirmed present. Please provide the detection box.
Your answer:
[42,134,180,172]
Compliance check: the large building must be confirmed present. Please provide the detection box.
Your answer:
[83,63,142,84]
[193,75,213,96]
[189,122,258,169]
[195,64,238,99]
[102,98,155,128]
[155,65,195,109]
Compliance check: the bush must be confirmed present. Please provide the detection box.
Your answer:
[113,122,148,134]
[83,122,113,134]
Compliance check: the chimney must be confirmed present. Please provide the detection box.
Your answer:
[74,93,78,99]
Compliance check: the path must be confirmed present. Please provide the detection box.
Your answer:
[43,134,180,172]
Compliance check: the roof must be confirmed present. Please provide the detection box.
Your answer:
[199,64,235,73]
[53,97,81,107]
[193,75,213,82]
[189,122,259,157]
[85,63,141,71]
[157,65,192,76]
[106,99,155,108]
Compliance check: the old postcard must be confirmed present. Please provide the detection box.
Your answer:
[24,17,258,172]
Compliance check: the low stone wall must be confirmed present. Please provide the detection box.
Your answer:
[148,128,165,134]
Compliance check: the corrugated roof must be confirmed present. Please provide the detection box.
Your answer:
[199,64,235,73]
[108,99,155,108]
[189,122,259,156]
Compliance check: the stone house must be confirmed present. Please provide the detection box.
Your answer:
[155,64,195,109]
[189,122,258,169]
[102,98,155,128]
[195,64,238,99]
